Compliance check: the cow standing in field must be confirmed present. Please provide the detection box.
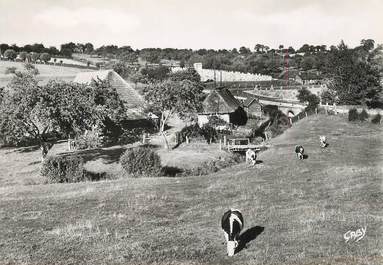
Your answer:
[246,149,257,166]
[221,209,244,256]
[319,136,328,148]
[295,145,304,160]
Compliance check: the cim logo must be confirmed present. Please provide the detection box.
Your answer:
[344,227,366,243]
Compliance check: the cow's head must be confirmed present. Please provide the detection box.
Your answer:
[227,240,238,256]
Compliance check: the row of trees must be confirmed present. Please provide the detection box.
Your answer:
[0,42,94,60]
[2,49,52,63]
[0,43,59,56]
[2,39,380,80]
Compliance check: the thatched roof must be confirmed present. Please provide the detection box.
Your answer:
[202,88,241,114]
[74,70,146,119]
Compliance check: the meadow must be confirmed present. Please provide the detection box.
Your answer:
[0,61,95,87]
[0,115,382,265]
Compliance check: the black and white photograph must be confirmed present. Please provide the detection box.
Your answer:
[0,0,382,264]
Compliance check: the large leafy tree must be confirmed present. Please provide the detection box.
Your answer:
[325,41,382,106]
[40,53,51,63]
[0,73,125,158]
[4,49,17,60]
[297,87,320,111]
[143,79,204,149]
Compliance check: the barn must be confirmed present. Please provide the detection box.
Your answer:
[198,87,247,127]
[73,70,146,120]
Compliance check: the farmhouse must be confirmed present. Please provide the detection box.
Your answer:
[243,96,263,118]
[198,88,247,127]
[73,70,146,119]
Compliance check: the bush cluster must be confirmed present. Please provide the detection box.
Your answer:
[75,129,103,150]
[117,128,143,145]
[120,147,162,177]
[269,113,291,138]
[41,155,85,183]
[348,108,371,122]
[371,113,381,124]
[359,109,369,121]
[183,154,243,176]
[348,108,359,121]
[179,124,218,144]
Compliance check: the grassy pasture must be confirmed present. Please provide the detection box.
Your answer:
[0,115,382,265]
[0,61,95,87]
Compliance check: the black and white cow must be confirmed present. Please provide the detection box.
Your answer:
[295,145,304,160]
[221,209,244,256]
[319,136,327,148]
[246,149,257,166]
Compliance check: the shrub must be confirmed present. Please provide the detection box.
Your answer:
[201,124,217,143]
[4,67,17,74]
[117,128,143,145]
[269,113,291,138]
[359,109,369,122]
[24,63,39,75]
[179,124,202,142]
[41,155,85,183]
[348,108,359,121]
[120,147,162,177]
[75,129,103,150]
[183,153,244,176]
[371,113,381,124]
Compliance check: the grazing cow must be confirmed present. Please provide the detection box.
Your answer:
[319,136,327,148]
[221,209,244,256]
[246,149,257,166]
[295,145,304,160]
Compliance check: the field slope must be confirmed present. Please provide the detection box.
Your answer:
[0,115,382,265]
[0,61,95,87]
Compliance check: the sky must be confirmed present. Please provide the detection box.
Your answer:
[0,0,382,50]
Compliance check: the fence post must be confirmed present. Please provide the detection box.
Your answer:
[186,136,189,144]
[219,139,222,150]
[142,133,146,144]
[224,135,227,146]
[305,112,307,117]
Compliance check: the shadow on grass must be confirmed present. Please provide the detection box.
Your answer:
[16,145,40,153]
[255,160,263,165]
[28,161,41,166]
[84,170,109,181]
[235,226,265,254]
[303,154,309,160]
[161,166,184,177]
